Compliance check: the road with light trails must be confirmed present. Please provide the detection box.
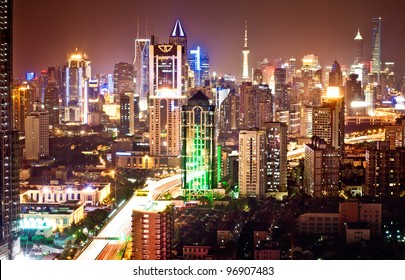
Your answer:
[76,174,181,260]
[287,133,385,160]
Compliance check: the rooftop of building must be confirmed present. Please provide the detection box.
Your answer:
[21,201,83,214]
[20,182,110,193]
[133,201,172,213]
[345,222,370,230]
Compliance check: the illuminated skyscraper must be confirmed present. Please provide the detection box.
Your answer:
[0,0,20,259]
[354,29,363,64]
[64,49,91,124]
[181,91,216,201]
[242,21,250,81]
[238,129,267,197]
[189,46,210,87]
[371,17,382,82]
[149,43,186,167]
[134,38,150,111]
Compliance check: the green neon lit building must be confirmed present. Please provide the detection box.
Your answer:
[181,91,216,201]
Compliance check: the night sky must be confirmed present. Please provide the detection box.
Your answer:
[14,0,405,84]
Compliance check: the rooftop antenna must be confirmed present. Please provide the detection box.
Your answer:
[136,16,139,39]
[146,16,148,38]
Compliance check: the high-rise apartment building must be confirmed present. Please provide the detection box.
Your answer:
[385,117,405,149]
[131,201,173,260]
[238,129,267,197]
[304,136,340,197]
[239,82,272,129]
[371,17,382,82]
[265,122,287,192]
[365,141,404,197]
[64,49,91,124]
[24,106,50,160]
[0,0,20,259]
[181,91,216,201]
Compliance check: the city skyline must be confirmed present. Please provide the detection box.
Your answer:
[14,0,405,82]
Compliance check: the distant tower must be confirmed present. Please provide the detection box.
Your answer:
[329,60,342,87]
[371,17,382,82]
[354,29,363,64]
[44,80,60,127]
[242,21,250,81]
[64,49,91,124]
[189,46,210,87]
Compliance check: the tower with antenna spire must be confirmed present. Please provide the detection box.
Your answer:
[354,29,363,64]
[242,21,250,81]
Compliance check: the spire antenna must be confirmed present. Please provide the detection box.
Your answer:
[244,20,248,48]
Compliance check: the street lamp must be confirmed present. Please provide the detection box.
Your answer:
[110,170,116,207]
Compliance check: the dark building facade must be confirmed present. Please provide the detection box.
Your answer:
[0,0,20,259]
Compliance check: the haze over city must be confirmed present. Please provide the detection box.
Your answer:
[14,0,405,81]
